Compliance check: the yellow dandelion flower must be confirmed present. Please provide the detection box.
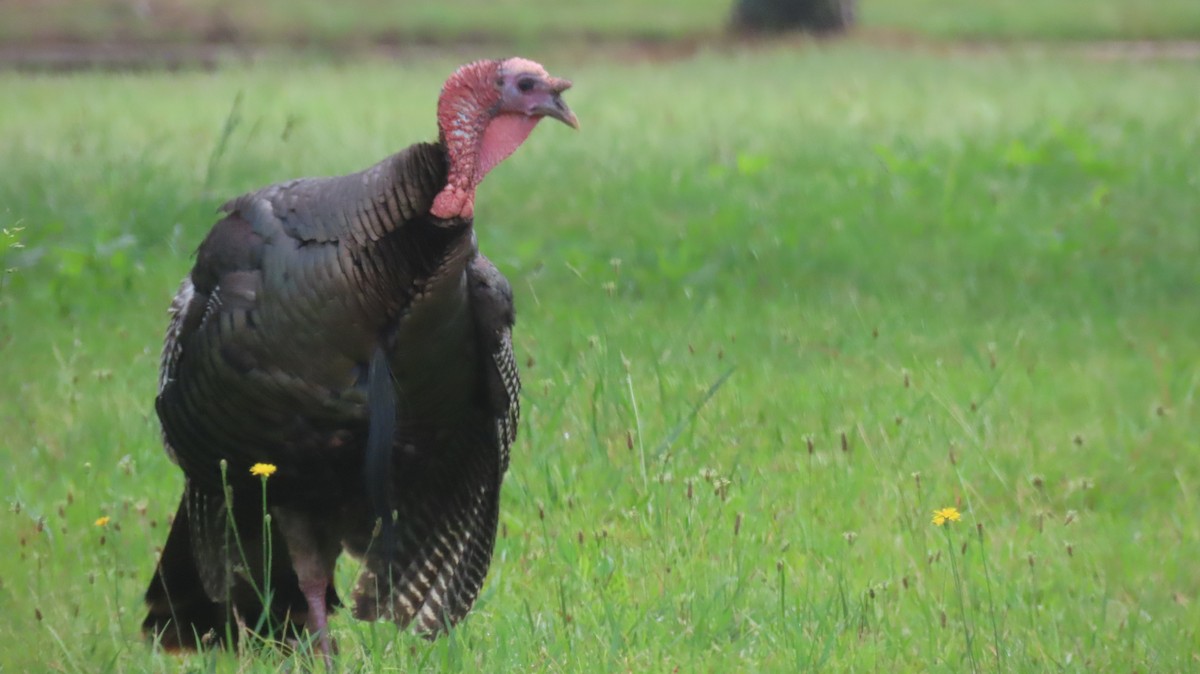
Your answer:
[932,507,961,526]
[94,516,110,527]
[250,463,278,478]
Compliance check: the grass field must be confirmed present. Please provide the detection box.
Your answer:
[2,39,1199,673]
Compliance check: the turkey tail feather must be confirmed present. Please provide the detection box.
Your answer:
[350,434,501,635]
[142,495,226,650]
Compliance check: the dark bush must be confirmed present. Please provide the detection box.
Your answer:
[730,0,857,34]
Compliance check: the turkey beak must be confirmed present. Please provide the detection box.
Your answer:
[538,78,578,129]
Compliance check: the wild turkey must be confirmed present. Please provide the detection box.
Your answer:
[142,58,577,658]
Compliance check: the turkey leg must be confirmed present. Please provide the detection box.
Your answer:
[273,507,339,667]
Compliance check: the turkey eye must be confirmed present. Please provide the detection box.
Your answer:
[517,78,536,92]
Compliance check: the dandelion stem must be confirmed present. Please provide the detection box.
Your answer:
[261,476,273,627]
[977,525,1004,672]
[219,464,264,603]
[945,528,980,674]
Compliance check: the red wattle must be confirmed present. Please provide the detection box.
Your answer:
[478,114,541,178]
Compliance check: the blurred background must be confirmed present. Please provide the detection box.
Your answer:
[4,0,1200,69]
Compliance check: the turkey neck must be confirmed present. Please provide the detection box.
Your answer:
[353,144,480,419]
[332,142,473,322]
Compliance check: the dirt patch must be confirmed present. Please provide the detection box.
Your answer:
[1073,39,1200,60]
[0,41,226,72]
[0,31,719,72]
[3,31,1200,72]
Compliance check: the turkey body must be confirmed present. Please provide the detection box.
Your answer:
[144,142,520,649]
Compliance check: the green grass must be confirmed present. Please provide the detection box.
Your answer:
[6,0,1200,44]
[2,45,1199,671]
